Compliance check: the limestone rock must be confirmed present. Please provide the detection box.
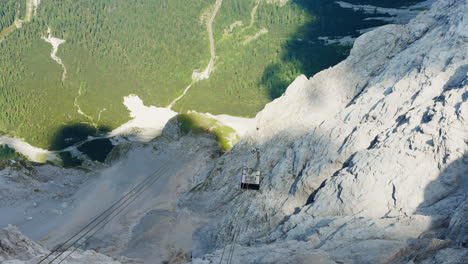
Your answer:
[187,0,468,262]
[0,226,121,264]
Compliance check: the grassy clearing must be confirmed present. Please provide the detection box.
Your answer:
[177,113,240,151]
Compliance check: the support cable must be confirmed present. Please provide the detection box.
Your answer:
[38,157,172,263]
[56,161,172,264]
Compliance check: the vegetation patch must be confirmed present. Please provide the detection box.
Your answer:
[0,144,26,161]
[77,138,114,163]
[57,151,83,168]
[177,113,240,151]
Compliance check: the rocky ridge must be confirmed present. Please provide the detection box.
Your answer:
[185,0,467,262]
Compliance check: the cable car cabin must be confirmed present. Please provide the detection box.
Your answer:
[241,167,260,190]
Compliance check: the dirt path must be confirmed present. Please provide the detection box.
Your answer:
[72,84,108,129]
[168,0,223,108]
[243,28,268,45]
[23,0,34,22]
[41,27,67,81]
[168,84,192,109]
[205,0,222,77]
[248,1,260,28]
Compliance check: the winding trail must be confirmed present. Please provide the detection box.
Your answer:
[168,0,223,108]
[168,84,193,109]
[41,27,67,81]
[242,1,268,44]
[243,28,268,45]
[248,1,260,28]
[73,85,106,128]
[202,0,222,79]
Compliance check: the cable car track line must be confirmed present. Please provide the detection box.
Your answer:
[38,157,174,264]
[55,187,149,263]
[219,191,256,264]
[55,163,171,264]
[45,160,172,263]
[38,165,161,263]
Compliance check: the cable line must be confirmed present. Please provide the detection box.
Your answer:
[38,158,172,264]
[56,161,172,264]
[227,223,239,264]
[218,192,250,264]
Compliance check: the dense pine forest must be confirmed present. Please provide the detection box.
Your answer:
[0,0,424,150]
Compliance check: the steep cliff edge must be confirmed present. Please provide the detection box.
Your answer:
[185,0,467,262]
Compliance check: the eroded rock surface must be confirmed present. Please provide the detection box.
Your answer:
[186,0,468,263]
[0,226,121,264]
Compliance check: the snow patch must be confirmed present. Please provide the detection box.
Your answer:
[115,95,256,141]
[0,136,57,163]
[110,95,177,141]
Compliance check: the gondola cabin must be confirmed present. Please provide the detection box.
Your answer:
[241,167,260,190]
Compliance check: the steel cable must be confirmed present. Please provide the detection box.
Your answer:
[38,157,172,263]
[55,160,173,264]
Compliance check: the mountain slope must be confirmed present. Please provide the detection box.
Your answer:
[0,0,466,263]
[184,0,467,262]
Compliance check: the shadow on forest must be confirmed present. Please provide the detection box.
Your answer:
[51,123,114,166]
[260,0,420,99]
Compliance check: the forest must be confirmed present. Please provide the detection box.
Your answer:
[0,0,425,150]
[0,145,25,161]
[0,0,210,149]
[0,1,17,31]
[172,0,389,115]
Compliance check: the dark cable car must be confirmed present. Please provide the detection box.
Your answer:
[241,147,261,190]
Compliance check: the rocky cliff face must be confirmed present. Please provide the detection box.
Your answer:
[185,0,467,262]
[0,226,122,264]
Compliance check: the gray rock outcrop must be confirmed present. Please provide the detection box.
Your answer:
[0,226,121,264]
[186,0,468,263]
